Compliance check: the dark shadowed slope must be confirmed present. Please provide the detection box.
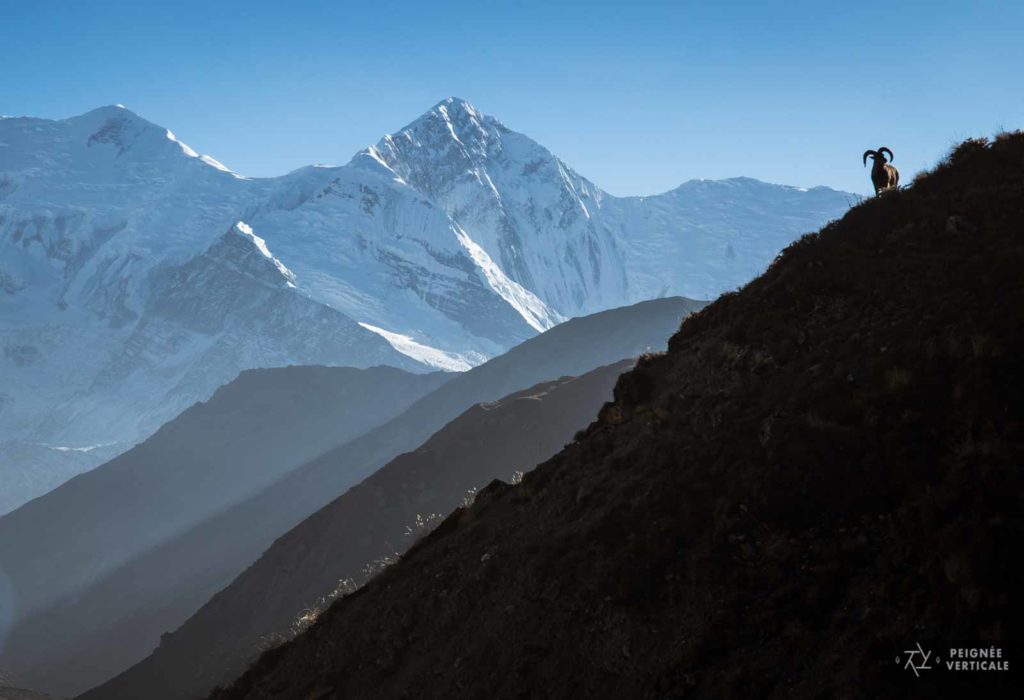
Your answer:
[214,134,1024,700]
[0,366,450,696]
[68,296,699,697]
[87,360,632,700]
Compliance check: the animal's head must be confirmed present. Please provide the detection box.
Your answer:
[863,147,894,166]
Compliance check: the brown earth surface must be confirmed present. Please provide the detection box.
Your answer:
[215,134,1024,699]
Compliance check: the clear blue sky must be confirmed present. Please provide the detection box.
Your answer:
[2,0,1021,195]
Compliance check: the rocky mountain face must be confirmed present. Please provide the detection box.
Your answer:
[1,297,701,698]
[0,100,852,511]
[85,361,633,700]
[211,134,1024,700]
[367,100,626,315]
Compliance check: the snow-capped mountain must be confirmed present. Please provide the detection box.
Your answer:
[367,100,626,315]
[0,98,853,511]
[368,98,852,314]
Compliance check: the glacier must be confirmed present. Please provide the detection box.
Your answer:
[0,98,854,512]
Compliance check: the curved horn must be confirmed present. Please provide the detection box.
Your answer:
[863,149,877,166]
[879,147,894,162]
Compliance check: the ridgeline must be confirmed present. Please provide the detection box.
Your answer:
[214,134,1024,699]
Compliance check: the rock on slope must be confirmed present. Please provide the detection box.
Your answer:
[86,360,633,700]
[0,366,449,694]
[213,134,1024,699]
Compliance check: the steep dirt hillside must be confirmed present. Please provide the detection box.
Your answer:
[84,361,631,700]
[215,134,1024,699]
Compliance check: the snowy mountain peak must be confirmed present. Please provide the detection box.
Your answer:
[427,96,492,128]
[374,97,501,177]
[75,103,146,124]
[71,104,164,148]
[57,105,243,177]
[360,99,619,315]
[433,95,478,112]
[370,97,594,197]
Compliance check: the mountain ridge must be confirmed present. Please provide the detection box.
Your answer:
[2,297,703,697]
[0,365,449,626]
[1,97,851,511]
[83,360,634,700]
[210,132,1024,699]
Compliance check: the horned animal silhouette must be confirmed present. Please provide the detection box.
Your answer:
[863,147,899,195]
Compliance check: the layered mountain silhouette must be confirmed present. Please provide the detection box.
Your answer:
[86,361,633,700]
[0,365,447,617]
[0,366,449,693]
[1,296,702,697]
[209,134,1023,699]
